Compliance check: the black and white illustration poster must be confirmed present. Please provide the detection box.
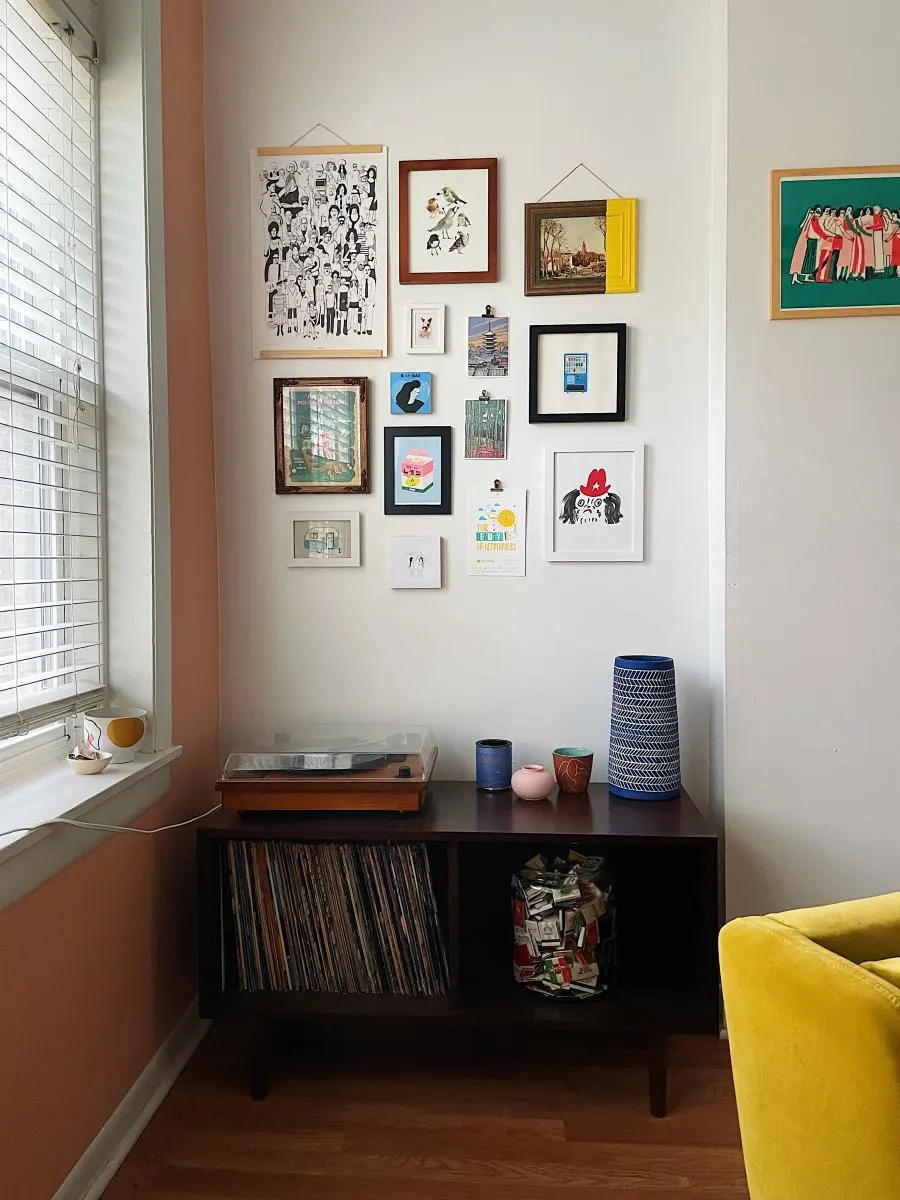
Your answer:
[250,147,387,357]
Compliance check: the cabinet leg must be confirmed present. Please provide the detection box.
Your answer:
[648,1033,668,1118]
[248,1019,269,1101]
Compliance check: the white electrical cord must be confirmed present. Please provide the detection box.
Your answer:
[0,802,223,840]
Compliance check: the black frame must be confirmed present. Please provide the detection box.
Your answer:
[383,425,452,515]
[528,323,627,424]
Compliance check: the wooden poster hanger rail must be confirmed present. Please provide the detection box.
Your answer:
[258,122,381,157]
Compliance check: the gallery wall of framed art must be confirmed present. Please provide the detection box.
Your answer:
[207,0,718,791]
[261,148,647,592]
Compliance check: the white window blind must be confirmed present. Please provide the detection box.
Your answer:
[0,0,103,737]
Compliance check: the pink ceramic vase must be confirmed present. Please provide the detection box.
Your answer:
[511,764,555,801]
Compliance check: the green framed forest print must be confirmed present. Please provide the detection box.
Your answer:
[771,165,900,320]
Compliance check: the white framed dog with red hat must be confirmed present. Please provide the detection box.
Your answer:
[545,443,644,561]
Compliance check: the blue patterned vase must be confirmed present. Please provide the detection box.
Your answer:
[608,655,681,801]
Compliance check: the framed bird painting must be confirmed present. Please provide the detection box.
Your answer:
[399,158,499,284]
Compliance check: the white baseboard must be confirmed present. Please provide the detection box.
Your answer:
[53,1001,209,1200]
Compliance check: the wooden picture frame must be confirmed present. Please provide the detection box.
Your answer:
[383,426,452,515]
[771,164,900,320]
[399,158,498,284]
[545,442,645,562]
[274,377,369,494]
[529,323,626,423]
[286,511,361,567]
[524,198,638,296]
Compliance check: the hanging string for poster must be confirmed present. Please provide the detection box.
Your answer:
[290,122,351,147]
[257,123,381,156]
[535,163,623,203]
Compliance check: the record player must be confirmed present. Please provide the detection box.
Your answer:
[216,725,438,814]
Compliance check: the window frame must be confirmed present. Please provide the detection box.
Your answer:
[0,0,179,912]
[0,0,106,743]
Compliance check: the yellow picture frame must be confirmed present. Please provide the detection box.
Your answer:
[524,198,638,296]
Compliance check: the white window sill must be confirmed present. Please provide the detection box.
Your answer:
[0,745,183,912]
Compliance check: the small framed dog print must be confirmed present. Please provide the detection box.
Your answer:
[404,304,446,354]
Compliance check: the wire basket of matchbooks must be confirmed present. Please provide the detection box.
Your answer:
[512,851,617,1000]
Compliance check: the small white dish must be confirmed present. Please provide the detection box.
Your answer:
[66,750,113,776]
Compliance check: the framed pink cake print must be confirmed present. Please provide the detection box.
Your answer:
[383,427,452,515]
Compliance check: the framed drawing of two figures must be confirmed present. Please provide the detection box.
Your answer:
[772,164,900,320]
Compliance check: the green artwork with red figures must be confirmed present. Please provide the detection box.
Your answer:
[772,165,900,319]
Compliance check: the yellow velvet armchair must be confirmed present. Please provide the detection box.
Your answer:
[720,893,900,1200]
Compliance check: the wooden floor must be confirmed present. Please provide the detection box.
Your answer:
[102,1023,749,1198]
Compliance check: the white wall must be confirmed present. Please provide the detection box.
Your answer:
[725,0,900,913]
[204,0,714,793]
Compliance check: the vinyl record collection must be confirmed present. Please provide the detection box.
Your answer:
[224,840,449,995]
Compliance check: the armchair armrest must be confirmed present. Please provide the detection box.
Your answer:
[771,892,900,964]
[721,910,900,1200]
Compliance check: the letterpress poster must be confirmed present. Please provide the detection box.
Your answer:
[468,487,526,577]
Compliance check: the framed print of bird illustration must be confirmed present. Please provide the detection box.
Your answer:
[399,158,498,284]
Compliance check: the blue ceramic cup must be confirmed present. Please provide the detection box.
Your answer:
[475,739,512,790]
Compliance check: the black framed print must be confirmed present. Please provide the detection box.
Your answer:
[528,323,626,423]
[383,426,452,515]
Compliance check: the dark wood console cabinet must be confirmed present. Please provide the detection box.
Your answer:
[197,782,720,1116]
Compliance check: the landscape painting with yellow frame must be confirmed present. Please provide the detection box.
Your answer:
[524,198,638,296]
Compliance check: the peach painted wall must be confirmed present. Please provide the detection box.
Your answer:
[0,3,217,1197]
